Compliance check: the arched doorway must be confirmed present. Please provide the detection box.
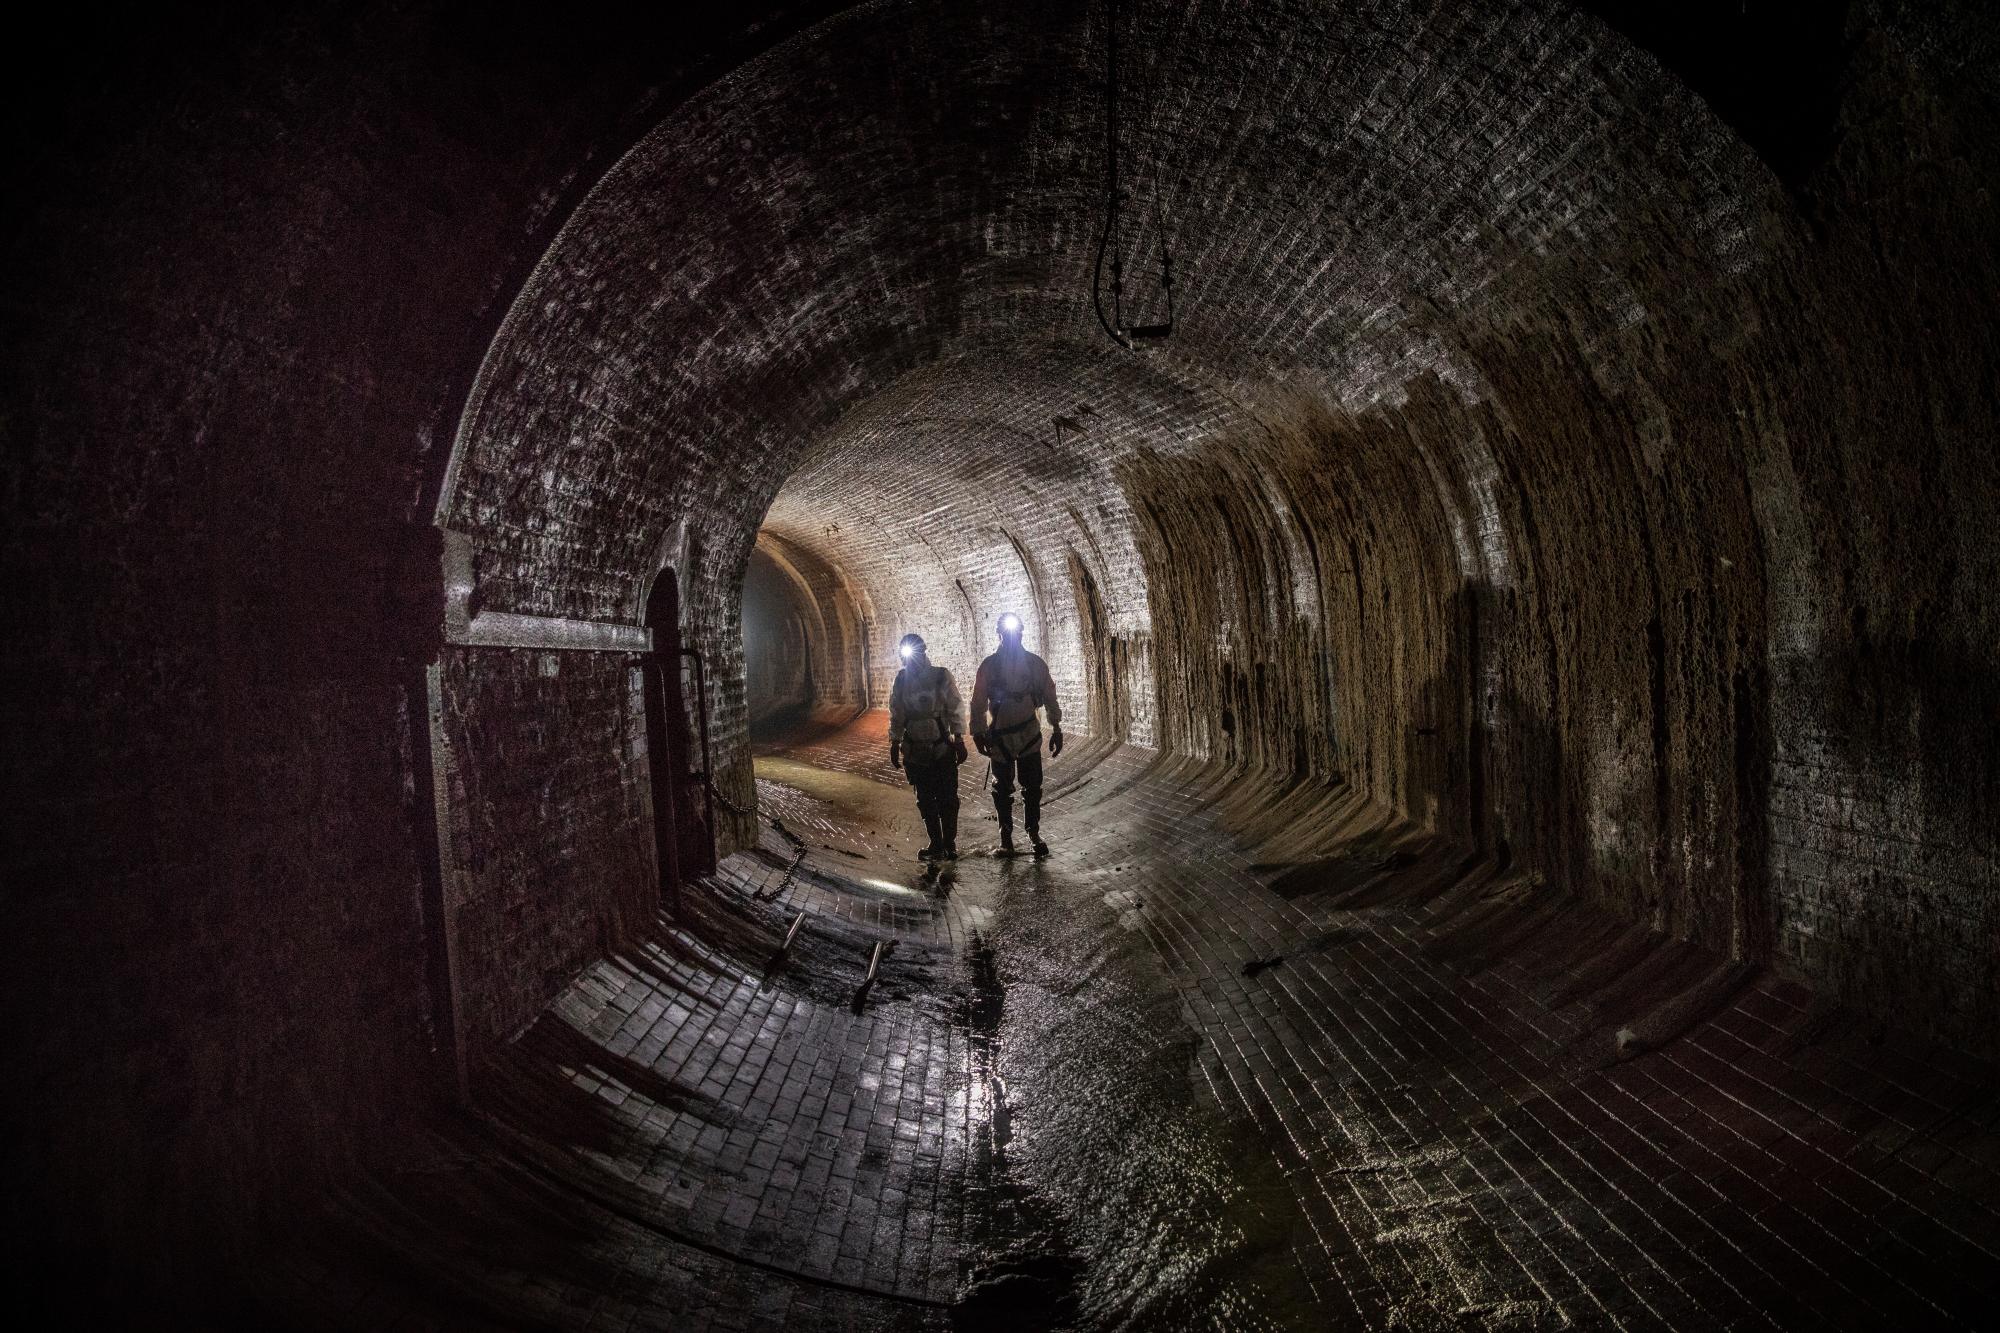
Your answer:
[641,568,713,904]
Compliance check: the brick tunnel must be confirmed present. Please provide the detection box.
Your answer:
[7,0,2000,1327]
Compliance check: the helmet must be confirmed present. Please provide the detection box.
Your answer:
[898,633,926,662]
[996,612,1023,639]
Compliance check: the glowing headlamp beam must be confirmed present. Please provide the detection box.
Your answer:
[899,644,915,660]
[999,614,1021,633]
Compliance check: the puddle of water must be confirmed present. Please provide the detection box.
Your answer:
[1099,890,1148,934]
[860,876,925,896]
[954,895,1318,1330]
[952,932,1089,1329]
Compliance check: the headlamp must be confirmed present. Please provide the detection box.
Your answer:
[999,613,1021,635]
[899,643,915,661]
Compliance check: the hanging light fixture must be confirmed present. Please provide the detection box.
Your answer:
[1093,0,1176,348]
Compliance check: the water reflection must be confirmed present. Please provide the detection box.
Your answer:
[953,891,1315,1330]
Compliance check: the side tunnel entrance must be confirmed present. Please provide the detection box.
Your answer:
[742,531,875,740]
[743,544,817,733]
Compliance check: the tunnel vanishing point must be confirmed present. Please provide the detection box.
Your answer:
[6,0,2000,1327]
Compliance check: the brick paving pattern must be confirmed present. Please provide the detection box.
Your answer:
[272,712,2000,1329]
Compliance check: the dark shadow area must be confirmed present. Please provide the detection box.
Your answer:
[1581,0,1853,193]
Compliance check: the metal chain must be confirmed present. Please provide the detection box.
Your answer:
[754,846,807,903]
[704,773,757,821]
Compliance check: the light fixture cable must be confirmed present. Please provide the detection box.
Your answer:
[1092,0,1176,348]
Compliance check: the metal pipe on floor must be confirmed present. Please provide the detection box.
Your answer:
[852,939,887,1010]
[766,909,808,970]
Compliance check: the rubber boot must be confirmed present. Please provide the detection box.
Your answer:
[1026,792,1048,857]
[919,807,945,862]
[994,791,1015,854]
[942,799,960,861]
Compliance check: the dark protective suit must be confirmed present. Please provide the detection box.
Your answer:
[888,660,964,852]
[970,645,1061,841]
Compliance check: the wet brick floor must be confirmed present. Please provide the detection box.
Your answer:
[267,711,2000,1330]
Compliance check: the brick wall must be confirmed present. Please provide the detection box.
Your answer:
[1746,2,2000,1042]
[433,646,656,1049]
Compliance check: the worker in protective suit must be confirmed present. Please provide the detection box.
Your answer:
[970,612,1063,856]
[888,633,967,862]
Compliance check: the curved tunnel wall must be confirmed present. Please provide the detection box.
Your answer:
[7,0,2000,1294]
[440,0,2000,1041]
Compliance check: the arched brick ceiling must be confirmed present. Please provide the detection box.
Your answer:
[439,0,1772,632]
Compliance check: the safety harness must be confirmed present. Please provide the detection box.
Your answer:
[983,662,1047,759]
[899,665,958,766]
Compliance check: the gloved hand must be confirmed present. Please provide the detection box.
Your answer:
[949,736,968,764]
[972,732,993,757]
[888,741,901,768]
[1048,725,1064,757]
